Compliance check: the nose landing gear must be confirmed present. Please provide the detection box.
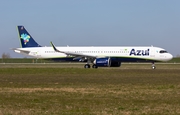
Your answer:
[151,62,156,69]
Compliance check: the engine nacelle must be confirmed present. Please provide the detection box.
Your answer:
[94,58,121,67]
[110,61,121,67]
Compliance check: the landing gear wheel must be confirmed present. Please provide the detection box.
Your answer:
[92,64,98,69]
[151,62,156,69]
[152,66,156,69]
[84,64,90,68]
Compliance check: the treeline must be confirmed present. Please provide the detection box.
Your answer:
[0,58,55,63]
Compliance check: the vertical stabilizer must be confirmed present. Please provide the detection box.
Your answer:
[17,26,41,48]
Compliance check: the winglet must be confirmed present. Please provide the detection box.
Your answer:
[50,41,63,53]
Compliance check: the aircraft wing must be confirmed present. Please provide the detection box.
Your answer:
[50,42,96,59]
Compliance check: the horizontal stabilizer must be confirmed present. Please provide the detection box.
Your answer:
[11,48,30,54]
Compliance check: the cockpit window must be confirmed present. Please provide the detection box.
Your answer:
[159,50,168,53]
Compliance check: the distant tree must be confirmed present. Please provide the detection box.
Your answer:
[2,53,11,59]
[176,54,180,57]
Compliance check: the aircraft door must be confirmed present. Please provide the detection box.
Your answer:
[36,51,41,58]
[29,51,41,58]
[149,48,155,58]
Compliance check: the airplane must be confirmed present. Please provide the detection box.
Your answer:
[12,26,173,69]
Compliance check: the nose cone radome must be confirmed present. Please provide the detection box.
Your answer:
[167,53,173,61]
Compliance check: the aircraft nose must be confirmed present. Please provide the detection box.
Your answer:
[168,53,173,60]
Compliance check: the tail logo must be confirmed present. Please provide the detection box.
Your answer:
[20,33,30,45]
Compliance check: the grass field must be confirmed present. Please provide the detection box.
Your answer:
[0,64,180,115]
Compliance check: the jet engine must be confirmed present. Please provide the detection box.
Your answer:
[94,58,121,67]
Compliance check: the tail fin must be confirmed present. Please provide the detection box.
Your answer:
[17,26,41,48]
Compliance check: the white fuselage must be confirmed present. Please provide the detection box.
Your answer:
[14,46,173,62]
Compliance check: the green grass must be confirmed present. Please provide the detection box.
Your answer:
[168,57,180,63]
[0,66,180,115]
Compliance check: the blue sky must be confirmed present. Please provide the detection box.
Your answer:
[0,0,180,57]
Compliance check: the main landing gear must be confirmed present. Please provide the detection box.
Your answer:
[84,64,98,69]
[84,58,98,69]
[92,64,98,68]
[151,62,156,69]
[84,64,90,68]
